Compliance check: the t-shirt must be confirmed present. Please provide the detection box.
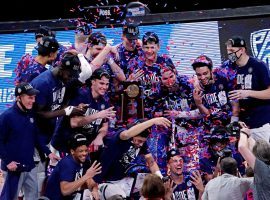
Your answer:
[94,129,150,182]
[172,176,199,200]
[45,154,90,200]
[202,173,253,200]
[31,70,66,140]
[236,57,270,128]
[52,87,109,152]
[253,158,270,200]
[202,72,233,127]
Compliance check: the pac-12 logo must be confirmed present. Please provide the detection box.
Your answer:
[250,29,270,67]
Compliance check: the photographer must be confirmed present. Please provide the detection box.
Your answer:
[199,126,245,182]
[238,124,270,199]
[202,157,253,200]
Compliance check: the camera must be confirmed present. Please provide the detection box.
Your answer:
[218,148,232,159]
[162,176,170,183]
[226,121,241,138]
[16,163,27,172]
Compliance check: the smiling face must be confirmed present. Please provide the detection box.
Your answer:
[17,94,36,110]
[143,42,160,63]
[91,76,110,98]
[167,155,184,176]
[71,145,89,163]
[195,66,212,86]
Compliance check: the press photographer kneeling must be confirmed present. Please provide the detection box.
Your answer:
[199,125,245,182]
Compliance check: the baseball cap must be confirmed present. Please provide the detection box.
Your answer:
[142,31,159,45]
[35,26,56,39]
[35,36,59,53]
[192,55,213,70]
[15,82,39,97]
[226,35,246,48]
[204,126,229,145]
[69,134,89,150]
[60,52,81,77]
[88,32,107,46]
[99,183,127,200]
[122,23,140,40]
[166,148,181,161]
[75,24,92,35]
[91,68,110,80]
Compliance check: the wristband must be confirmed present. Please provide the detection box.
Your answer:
[64,106,74,116]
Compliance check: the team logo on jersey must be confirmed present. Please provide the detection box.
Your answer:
[30,118,34,123]
[248,67,253,73]
[101,104,105,110]
[218,84,224,90]
[250,29,270,67]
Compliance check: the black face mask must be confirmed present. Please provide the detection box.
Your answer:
[228,49,242,63]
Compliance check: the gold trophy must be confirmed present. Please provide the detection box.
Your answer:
[120,81,144,122]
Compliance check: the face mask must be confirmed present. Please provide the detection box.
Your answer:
[228,49,241,63]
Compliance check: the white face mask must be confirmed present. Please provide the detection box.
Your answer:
[228,49,242,63]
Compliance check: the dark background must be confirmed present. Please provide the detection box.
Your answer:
[1,0,270,22]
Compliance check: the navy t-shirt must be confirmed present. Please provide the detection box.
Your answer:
[94,129,149,182]
[236,57,270,128]
[52,87,109,152]
[172,176,199,200]
[45,154,90,200]
[201,72,233,127]
[31,70,66,139]
[127,55,175,118]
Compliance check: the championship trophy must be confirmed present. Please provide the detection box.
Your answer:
[120,81,144,122]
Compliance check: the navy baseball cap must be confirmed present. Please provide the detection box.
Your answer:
[35,36,59,53]
[87,32,107,46]
[75,24,92,35]
[91,68,110,80]
[142,31,159,45]
[60,52,81,77]
[123,23,140,39]
[167,148,181,161]
[69,134,89,150]
[35,26,56,39]
[15,82,39,97]
[226,36,246,48]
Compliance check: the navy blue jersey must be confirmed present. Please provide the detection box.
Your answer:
[117,43,143,76]
[236,57,270,128]
[171,176,199,200]
[31,70,66,139]
[94,129,149,182]
[70,87,109,139]
[127,55,175,118]
[52,87,109,152]
[201,72,233,127]
[45,155,90,200]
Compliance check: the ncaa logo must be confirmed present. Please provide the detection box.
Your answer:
[250,29,270,67]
